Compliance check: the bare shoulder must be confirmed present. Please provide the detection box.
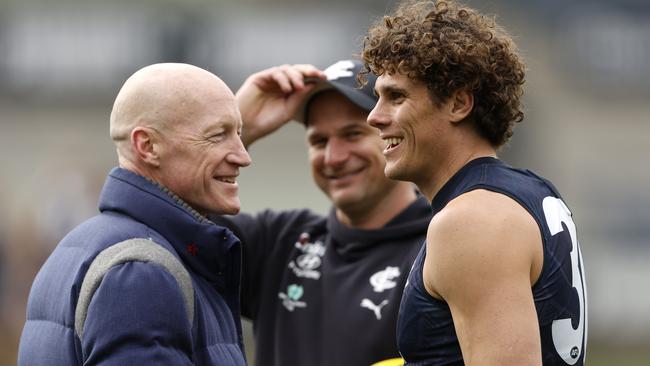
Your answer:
[423,189,542,300]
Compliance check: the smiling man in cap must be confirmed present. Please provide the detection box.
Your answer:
[211,60,433,366]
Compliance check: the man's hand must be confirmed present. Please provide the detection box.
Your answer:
[236,64,326,147]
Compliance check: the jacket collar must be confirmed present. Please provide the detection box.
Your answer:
[97,167,240,283]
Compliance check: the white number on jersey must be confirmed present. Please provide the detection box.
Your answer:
[542,197,587,365]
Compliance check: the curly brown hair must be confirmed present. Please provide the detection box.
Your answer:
[361,0,525,147]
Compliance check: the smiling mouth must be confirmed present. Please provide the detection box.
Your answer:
[215,177,237,184]
[383,137,404,152]
[326,167,364,181]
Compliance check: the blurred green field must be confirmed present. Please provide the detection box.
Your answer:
[583,345,649,366]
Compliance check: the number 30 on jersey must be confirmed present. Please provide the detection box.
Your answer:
[543,197,587,365]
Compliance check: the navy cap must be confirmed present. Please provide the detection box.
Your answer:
[294,59,378,125]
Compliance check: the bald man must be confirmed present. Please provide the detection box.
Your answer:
[18,63,251,365]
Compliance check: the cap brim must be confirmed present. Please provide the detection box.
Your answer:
[293,79,376,125]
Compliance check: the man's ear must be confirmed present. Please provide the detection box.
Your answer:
[448,90,474,124]
[131,127,161,167]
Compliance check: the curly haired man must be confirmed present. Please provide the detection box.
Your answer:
[362,1,587,365]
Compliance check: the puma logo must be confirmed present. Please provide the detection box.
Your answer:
[361,298,389,320]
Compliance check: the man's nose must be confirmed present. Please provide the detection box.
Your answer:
[230,138,252,167]
[367,102,390,131]
[323,138,349,167]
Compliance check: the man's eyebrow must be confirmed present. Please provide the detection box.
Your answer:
[201,119,234,136]
[375,83,408,96]
[201,127,224,137]
[338,121,369,132]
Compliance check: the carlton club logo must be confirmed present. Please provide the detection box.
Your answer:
[360,266,401,320]
[369,266,401,293]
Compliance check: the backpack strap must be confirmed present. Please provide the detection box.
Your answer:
[74,238,194,341]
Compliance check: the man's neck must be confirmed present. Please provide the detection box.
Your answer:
[418,145,497,202]
[336,183,417,230]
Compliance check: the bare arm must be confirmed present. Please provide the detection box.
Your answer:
[423,189,544,365]
[235,64,325,148]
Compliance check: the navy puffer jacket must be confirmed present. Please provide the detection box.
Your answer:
[18,167,246,365]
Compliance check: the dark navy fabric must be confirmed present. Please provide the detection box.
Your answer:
[211,195,433,366]
[18,167,246,365]
[398,157,587,365]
